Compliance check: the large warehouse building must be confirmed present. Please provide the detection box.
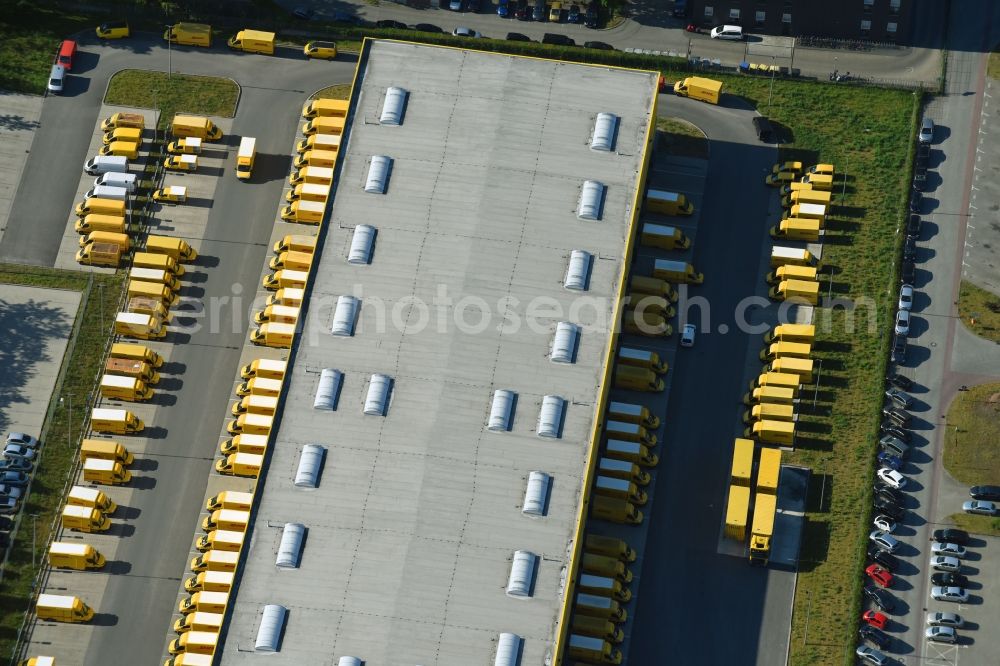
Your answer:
[219,40,658,665]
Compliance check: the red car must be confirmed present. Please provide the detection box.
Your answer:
[863,610,888,630]
[865,564,893,588]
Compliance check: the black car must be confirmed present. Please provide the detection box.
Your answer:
[542,33,575,45]
[970,485,1000,501]
[867,544,900,570]
[903,237,917,261]
[584,0,599,27]
[914,161,927,177]
[932,528,969,544]
[906,214,922,239]
[887,373,913,391]
[0,515,14,531]
[880,423,912,443]
[376,20,409,29]
[874,482,905,505]
[931,572,969,587]
[533,0,546,20]
[753,116,775,142]
[913,172,927,191]
[584,40,614,50]
[873,496,904,520]
[917,143,930,160]
[467,0,481,11]
[414,23,444,33]
[506,31,532,41]
[900,260,916,284]
[864,586,896,612]
[890,334,907,364]
[883,406,911,427]
[568,3,581,22]
[859,625,891,650]
[0,472,28,487]
[516,2,531,19]
[909,191,922,213]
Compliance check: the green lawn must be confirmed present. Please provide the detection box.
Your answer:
[655,117,709,159]
[0,266,124,659]
[311,84,353,100]
[988,51,1000,80]
[0,5,92,93]
[957,280,1000,343]
[942,382,1000,485]
[104,71,239,131]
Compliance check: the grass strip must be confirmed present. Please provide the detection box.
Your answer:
[947,512,1000,537]
[942,382,1000,485]
[104,70,238,131]
[655,117,709,159]
[0,4,91,94]
[957,280,1000,343]
[0,265,124,658]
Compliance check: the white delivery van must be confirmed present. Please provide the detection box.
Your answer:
[94,172,137,192]
[47,64,66,94]
[84,155,129,175]
[84,185,129,201]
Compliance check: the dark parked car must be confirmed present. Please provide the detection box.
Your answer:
[0,458,32,473]
[914,161,927,177]
[900,260,916,284]
[903,237,917,261]
[867,544,900,570]
[879,423,911,443]
[584,40,614,50]
[376,20,408,29]
[753,116,774,142]
[584,0,599,27]
[909,191,922,213]
[970,485,1000,501]
[864,586,896,612]
[414,23,444,33]
[0,471,28,486]
[906,214,922,239]
[506,32,532,41]
[497,0,510,17]
[917,143,930,160]
[0,516,14,531]
[890,334,907,364]
[887,373,913,391]
[542,33,575,45]
[568,3,581,22]
[533,0,546,20]
[859,625,891,650]
[931,572,969,587]
[873,497,904,521]
[877,451,903,471]
[913,172,927,191]
[874,482,905,506]
[932,528,969,544]
[516,2,532,19]
[467,0,481,11]
[883,406,911,428]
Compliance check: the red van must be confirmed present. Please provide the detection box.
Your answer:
[58,40,77,70]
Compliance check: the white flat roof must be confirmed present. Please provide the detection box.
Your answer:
[220,40,657,665]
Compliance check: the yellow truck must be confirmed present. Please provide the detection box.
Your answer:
[240,358,286,381]
[102,126,142,145]
[236,136,256,180]
[68,484,117,513]
[227,29,274,54]
[605,439,659,467]
[303,40,338,60]
[164,23,211,47]
[90,407,144,434]
[36,595,94,623]
[75,197,125,217]
[273,234,317,254]
[770,217,821,242]
[581,552,633,584]
[266,287,304,307]
[725,484,751,541]
[236,377,283,398]
[567,634,623,664]
[770,245,816,267]
[652,259,704,284]
[623,310,672,337]
[302,115,346,136]
[768,357,814,382]
[749,492,778,565]
[171,114,222,141]
[196,530,244,553]
[572,614,625,643]
[758,447,782,494]
[111,342,163,368]
[742,403,797,424]
[262,269,309,291]
[74,213,125,235]
[128,279,178,306]
[594,475,647,506]
[744,419,795,446]
[730,437,754,486]
[640,223,690,250]
[584,534,636,562]
[48,542,105,569]
[230,394,278,417]
[215,451,263,477]
[76,241,121,267]
[167,137,201,154]
[62,505,110,532]
[80,438,134,465]
[206,490,254,512]
[783,189,832,208]
[801,172,834,190]
[280,199,325,224]
[102,112,144,131]
[250,322,295,348]
[131,266,181,291]
[617,347,668,374]
[607,401,659,429]
[134,251,184,276]
[806,163,835,175]
[293,148,338,169]
[742,385,797,406]
[78,230,128,251]
[788,203,827,222]
[604,421,657,447]
[629,275,678,302]
[145,235,198,262]
[672,76,722,104]
[168,630,219,656]
[184,570,235,594]
[763,324,815,344]
[768,279,819,305]
[83,458,132,485]
[189,550,239,574]
[301,98,350,119]
[99,374,153,401]
[759,340,812,362]
[164,153,198,172]
[268,250,313,271]
[106,357,159,384]
[644,189,694,216]
[226,413,273,436]
[99,141,139,159]
[114,311,166,339]
[178,591,229,615]
[770,161,803,176]
[127,295,171,321]
[288,165,335,186]
[286,183,331,205]
[575,592,627,622]
[591,495,643,525]
[597,456,651,486]
[765,264,817,285]
[173,610,224,634]
[613,365,664,392]
[626,293,674,319]
[296,133,342,153]
[163,653,215,666]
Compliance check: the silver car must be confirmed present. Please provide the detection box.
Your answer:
[925,626,958,643]
[5,432,39,449]
[855,645,888,666]
[2,444,36,461]
[869,529,900,553]
[929,555,961,572]
[931,586,969,603]
[925,611,963,628]
[931,542,967,558]
[919,117,934,143]
[963,499,997,516]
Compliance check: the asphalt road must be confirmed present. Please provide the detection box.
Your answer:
[626,95,785,664]
[0,35,356,664]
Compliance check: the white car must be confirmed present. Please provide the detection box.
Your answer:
[925,611,964,628]
[877,468,907,490]
[931,586,968,603]
[963,499,997,515]
[931,542,967,558]
[5,433,39,449]
[929,555,961,572]
[869,530,899,553]
[894,309,910,335]
[2,444,36,461]
[452,26,481,37]
[919,117,934,143]
[898,284,913,311]
[680,323,696,347]
[449,0,463,9]
[0,484,23,499]
[710,24,743,40]
[925,625,958,643]
[873,514,896,533]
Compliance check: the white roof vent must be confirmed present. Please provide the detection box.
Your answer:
[487,389,516,432]
[537,395,566,439]
[364,374,392,416]
[577,180,605,220]
[551,322,580,364]
[275,523,306,568]
[255,604,288,652]
[337,658,362,666]
[506,550,537,598]
[330,295,360,336]
[348,224,376,265]
[294,444,325,488]
[564,250,592,291]
[313,368,343,411]
[591,112,619,152]
[365,155,391,194]
[495,633,523,666]
[380,87,408,125]
[522,471,551,517]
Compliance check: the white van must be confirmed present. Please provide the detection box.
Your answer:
[84,185,129,201]
[84,155,129,175]
[94,172,137,192]
[710,24,744,40]
[47,64,66,94]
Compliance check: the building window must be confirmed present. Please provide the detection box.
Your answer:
[729,8,741,21]
[863,0,874,10]
[704,5,714,19]
[887,21,898,34]
[782,12,792,24]
[860,19,871,35]
[755,10,765,24]
[889,0,901,12]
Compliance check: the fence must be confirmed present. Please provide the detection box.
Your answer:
[797,35,901,51]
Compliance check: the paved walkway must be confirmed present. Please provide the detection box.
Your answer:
[0,93,43,251]
[962,62,1000,296]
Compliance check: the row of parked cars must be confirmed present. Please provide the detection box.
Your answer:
[0,432,41,556]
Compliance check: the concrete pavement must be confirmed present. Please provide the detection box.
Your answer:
[0,93,42,251]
